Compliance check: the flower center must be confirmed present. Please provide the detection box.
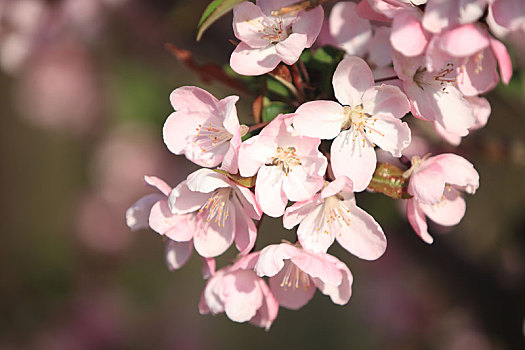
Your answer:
[194,121,233,153]
[280,261,311,291]
[320,195,351,237]
[342,105,384,147]
[414,64,457,92]
[258,18,290,43]
[199,188,231,228]
[269,146,302,175]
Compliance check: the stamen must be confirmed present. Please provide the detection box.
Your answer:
[280,261,311,290]
[269,146,302,175]
[199,188,231,228]
[194,121,233,153]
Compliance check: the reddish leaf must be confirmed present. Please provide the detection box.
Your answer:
[252,95,264,124]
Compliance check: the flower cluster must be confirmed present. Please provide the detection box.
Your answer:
[126,0,517,330]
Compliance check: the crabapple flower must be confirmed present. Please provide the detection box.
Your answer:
[126,176,194,270]
[255,242,353,309]
[199,252,279,330]
[168,168,262,258]
[163,86,247,172]
[230,0,323,76]
[238,114,327,217]
[293,56,411,192]
[425,23,513,96]
[404,153,479,243]
[422,0,487,34]
[393,53,476,137]
[283,177,386,260]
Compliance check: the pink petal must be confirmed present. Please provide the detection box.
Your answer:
[420,187,466,226]
[144,175,171,196]
[329,1,372,56]
[434,121,462,146]
[231,252,260,271]
[336,203,387,260]
[223,270,264,323]
[406,199,434,244]
[283,196,320,229]
[233,2,274,48]
[431,153,479,191]
[186,168,231,193]
[297,204,336,253]
[321,176,353,198]
[355,0,391,22]
[468,96,491,130]
[193,207,236,258]
[169,86,220,114]
[491,0,525,30]
[292,5,324,47]
[331,130,377,192]
[250,279,279,330]
[282,164,324,202]
[294,100,344,139]
[312,257,353,305]
[234,211,257,255]
[238,134,277,177]
[368,26,392,67]
[364,114,411,157]
[126,193,164,230]
[201,257,216,279]
[234,185,262,219]
[489,37,513,85]
[165,239,193,270]
[408,161,446,204]
[220,95,241,133]
[333,56,374,107]
[230,42,281,76]
[168,181,209,215]
[362,84,410,119]
[440,23,489,57]
[275,33,307,65]
[291,252,343,286]
[149,200,193,241]
[457,48,498,96]
[269,265,316,310]
[255,165,287,217]
[255,243,300,277]
[391,11,429,57]
[162,110,210,156]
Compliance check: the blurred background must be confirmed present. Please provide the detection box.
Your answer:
[0,0,524,349]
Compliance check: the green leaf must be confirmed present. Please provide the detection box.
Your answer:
[367,162,412,199]
[263,101,292,122]
[196,0,244,41]
[267,77,293,99]
[213,169,256,188]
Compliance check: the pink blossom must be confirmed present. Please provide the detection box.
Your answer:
[490,0,525,31]
[422,0,487,34]
[393,53,476,137]
[293,56,411,192]
[163,86,247,172]
[283,177,387,259]
[255,242,353,309]
[425,23,513,96]
[168,168,262,258]
[230,0,323,76]
[238,114,327,217]
[199,253,279,330]
[433,96,491,145]
[404,153,479,243]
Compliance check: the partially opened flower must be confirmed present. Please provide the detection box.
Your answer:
[404,153,479,243]
[230,0,323,76]
[255,242,353,309]
[199,252,279,330]
[283,176,386,260]
[293,56,411,192]
[238,114,327,217]
[163,86,247,172]
[168,168,262,258]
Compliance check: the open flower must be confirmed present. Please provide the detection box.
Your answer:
[168,168,262,258]
[230,0,323,76]
[293,56,411,192]
[199,252,279,330]
[283,176,386,260]
[404,153,479,243]
[163,86,246,172]
[255,242,353,309]
[238,114,327,217]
